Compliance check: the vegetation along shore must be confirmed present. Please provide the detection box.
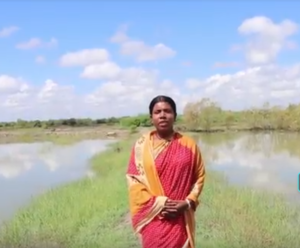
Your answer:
[1,99,300,135]
[1,136,300,248]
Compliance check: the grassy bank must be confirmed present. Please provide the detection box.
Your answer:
[0,127,131,145]
[1,126,299,147]
[1,139,300,248]
[0,133,96,145]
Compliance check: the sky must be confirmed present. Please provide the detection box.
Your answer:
[1,1,300,121]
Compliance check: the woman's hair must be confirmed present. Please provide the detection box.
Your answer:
[149,95,177,118]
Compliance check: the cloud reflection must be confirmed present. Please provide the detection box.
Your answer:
[200,133,300,196]
[1,133,299,199]
[0,140,114,179]
[0,144,38,179]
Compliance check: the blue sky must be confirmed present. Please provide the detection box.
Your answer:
[1,1,300,121]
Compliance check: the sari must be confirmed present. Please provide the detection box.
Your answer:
[126,131,205,248]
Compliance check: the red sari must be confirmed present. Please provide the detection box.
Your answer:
[126,131,205,248]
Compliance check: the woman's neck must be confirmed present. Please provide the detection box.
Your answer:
[155,129,175,140]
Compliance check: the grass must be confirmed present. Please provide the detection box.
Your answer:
[0,134,98,145]
[0,128,123,145]
[1,139,300,248]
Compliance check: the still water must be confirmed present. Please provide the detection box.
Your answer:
[0,139,115,223]
[197,132,300,201]
[0,132,299,223]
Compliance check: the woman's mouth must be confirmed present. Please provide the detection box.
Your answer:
[159,121,168,126]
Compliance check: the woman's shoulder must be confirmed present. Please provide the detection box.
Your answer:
[176,132,198,148]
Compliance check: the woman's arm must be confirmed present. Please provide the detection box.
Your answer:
[186,144,205,210]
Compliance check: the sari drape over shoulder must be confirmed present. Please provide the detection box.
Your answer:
[126,131,205,248]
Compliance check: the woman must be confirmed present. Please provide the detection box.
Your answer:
[126,95,205,248]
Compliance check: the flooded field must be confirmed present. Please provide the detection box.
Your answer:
[1,132,299,224]
[0,139,115,223]
[198,132,300,202]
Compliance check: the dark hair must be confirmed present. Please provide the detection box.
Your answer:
[149,95,177,118]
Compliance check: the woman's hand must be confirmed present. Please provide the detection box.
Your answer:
[161,199,189,219]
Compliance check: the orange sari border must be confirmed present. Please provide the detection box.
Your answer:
[127,132,167,233]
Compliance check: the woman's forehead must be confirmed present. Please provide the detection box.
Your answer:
[153,101,172,110]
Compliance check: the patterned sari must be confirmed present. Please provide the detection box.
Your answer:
[126,131,205,248]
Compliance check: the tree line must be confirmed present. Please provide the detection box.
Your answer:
[0,115,155,130]
[182,98,300,132]
[0,98,300,132]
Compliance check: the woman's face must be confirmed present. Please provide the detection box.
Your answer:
[151,101,175,132]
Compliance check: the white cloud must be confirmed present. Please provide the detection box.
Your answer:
[16,37,58,50]
[80,62,161,82]
[35,55,46,64]
[1,62,300,121]
[111,26,176,62]
[213,61,240,68]
[1,16,300,121]
[37,79,74,102]
[0,68,186,121]
[59,49,110,67]
[110,24,129,43]
[0,78,78,120]
[81,62,122,80]
[236,16,298,65]
[84,67,184,116]
[185,78,203,90]
[0,75,28,95]
[185,64,300,109]
[0,26,19,38]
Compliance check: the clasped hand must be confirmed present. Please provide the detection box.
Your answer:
[160,199,188,220]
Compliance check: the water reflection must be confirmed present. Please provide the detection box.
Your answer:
[197,132,300,200]
[1,133,299,223]
[0,139,115,222]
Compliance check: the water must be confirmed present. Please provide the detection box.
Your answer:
[1,133,299,223]
[197,132,300,201]
[0,139,115,223]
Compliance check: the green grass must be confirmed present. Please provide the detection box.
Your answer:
[1,140,300,248]
[0,130,121,145]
